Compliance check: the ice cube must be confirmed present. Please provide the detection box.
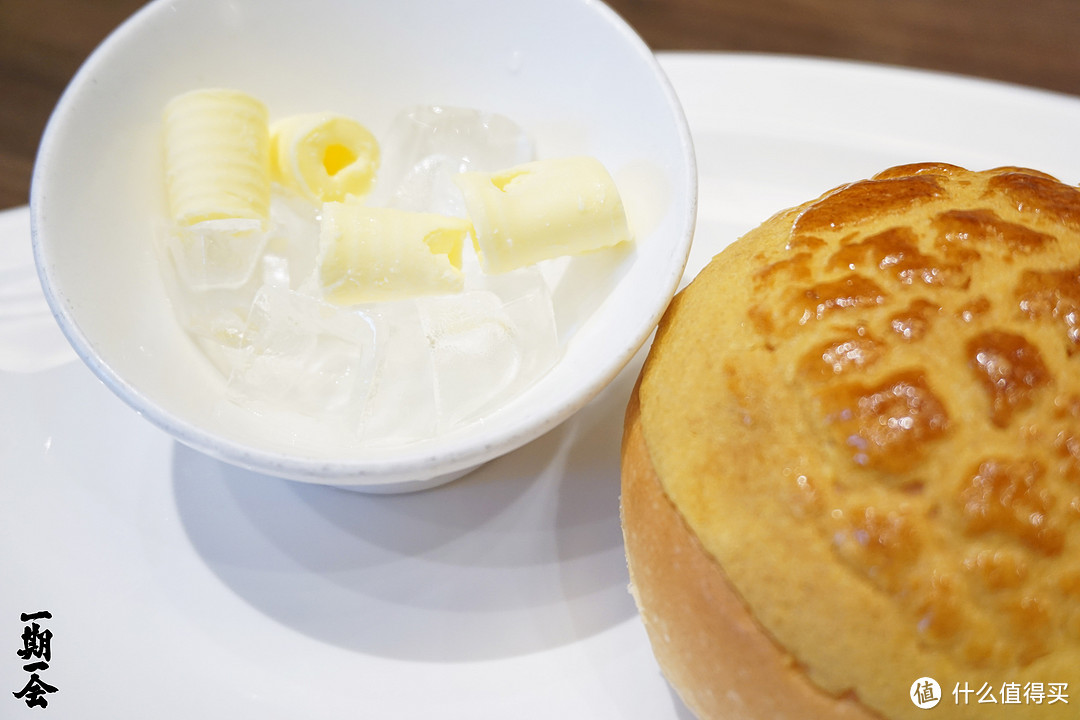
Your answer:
[477,266,561,399]
[469,264,560,351]
[371,106,536,216]
[418,269,559,429]
[263,190,321,289]
[225,286,379,426]
[157,222,301,378]
[163,217,269,291]
[357,299,439,444]
[417,291,519,428]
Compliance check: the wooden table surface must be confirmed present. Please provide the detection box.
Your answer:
[3,0,1079,210]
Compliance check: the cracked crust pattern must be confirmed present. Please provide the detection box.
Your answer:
[625,164,1080,719]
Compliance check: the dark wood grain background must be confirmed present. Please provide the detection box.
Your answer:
[3,0,1079,209]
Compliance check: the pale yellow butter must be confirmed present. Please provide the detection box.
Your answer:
[270,112,379,203]
[454,156,631,273]
[162,88,271,226]
[318,202,470,304]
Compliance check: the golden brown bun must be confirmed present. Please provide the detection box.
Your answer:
[622,163,1080,719]
[623,385,882,719]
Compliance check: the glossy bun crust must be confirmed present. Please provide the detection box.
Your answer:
[622,164,1080,719]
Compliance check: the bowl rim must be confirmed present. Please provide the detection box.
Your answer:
[30,0,698,489]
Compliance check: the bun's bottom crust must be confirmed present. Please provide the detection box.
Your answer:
[621,380,881,720]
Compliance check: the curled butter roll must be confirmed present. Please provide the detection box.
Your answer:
[270,113,380,203]
[318,202,469,304]
[162,88,271,226]
[454,156,632,274]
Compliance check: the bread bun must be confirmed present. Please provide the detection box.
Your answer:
[622,163,1080,719]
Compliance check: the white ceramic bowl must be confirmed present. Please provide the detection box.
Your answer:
[31,0,696,492]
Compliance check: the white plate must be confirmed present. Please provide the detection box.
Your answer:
[4,52,1080,718]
